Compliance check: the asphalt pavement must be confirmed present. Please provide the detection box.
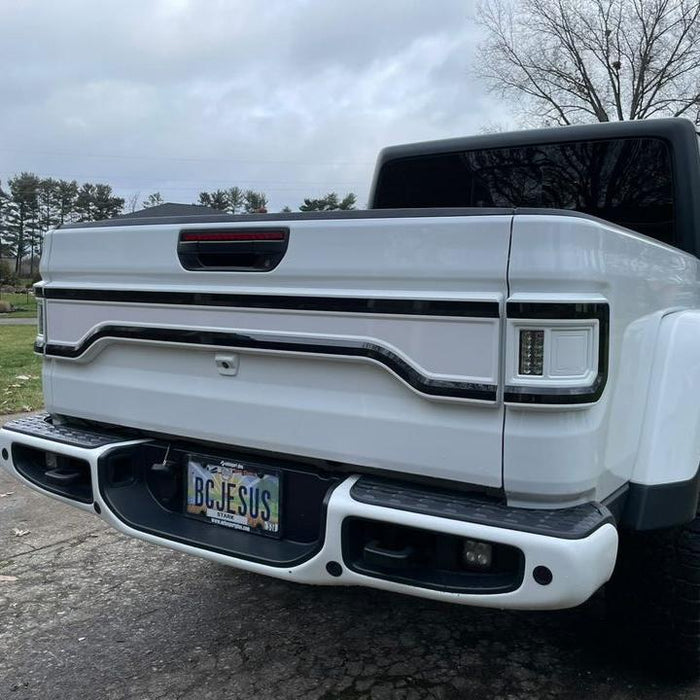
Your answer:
[1,412,699,699]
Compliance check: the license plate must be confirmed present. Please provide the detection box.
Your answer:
[184,454,281,538]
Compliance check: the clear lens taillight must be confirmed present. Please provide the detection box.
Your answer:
[519,329,544,376]
[37,300,44,336]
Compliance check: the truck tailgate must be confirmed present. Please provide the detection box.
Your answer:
[39,214,511,487]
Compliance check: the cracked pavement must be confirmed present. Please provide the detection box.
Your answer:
[1,416,699,699]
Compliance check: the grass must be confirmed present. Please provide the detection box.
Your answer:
[0,291,38,319]
[0,325,43,414]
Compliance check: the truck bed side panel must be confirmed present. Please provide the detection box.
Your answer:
[505,214,700,506]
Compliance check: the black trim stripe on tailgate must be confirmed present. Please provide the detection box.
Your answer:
[36,287,500,318]
[41,325,498,402]
[35,289,610,404]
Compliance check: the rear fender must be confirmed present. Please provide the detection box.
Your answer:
[626,310,700,529]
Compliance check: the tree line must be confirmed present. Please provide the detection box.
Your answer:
[0,172,356,280]
[194,187,356,214]
[0,174,125,279]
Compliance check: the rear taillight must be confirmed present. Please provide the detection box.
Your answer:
[511,323,597,382]
[505,302,609,405]
[35,297,45,353]
[37,299,44,336]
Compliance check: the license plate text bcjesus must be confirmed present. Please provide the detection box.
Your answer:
[185,456,281,537]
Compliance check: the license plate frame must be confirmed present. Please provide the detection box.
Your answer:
[183,453,282,539]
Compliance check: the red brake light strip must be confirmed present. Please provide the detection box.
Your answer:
[181,231,287,242]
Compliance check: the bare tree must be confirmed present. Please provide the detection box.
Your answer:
[126,192,140,213]
[476,0,700,125]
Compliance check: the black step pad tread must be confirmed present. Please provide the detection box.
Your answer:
[350,477,614,540]
[3,413,132,449]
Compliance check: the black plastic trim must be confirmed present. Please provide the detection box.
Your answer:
[620,467,700,531]
[59,207,515,229]
[42,325,498,401]
[98,443,342,568]
[600,483,629,524]
[507,302,608,320]
[3,413,136,448]
[177,227,290,272]
[350,476,614,539]
[504,302,610,405]
[39,287,499,318]
[342,516,525,594]
[56,205,675,245]
[11,443,93,504]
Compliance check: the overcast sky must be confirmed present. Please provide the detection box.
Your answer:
[0,0,510,211]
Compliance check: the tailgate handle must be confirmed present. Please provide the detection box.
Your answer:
[178,228,289,272]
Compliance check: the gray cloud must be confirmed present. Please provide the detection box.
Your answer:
[0,0,508,210]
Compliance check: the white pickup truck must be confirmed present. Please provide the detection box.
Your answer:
[3,117,700,673]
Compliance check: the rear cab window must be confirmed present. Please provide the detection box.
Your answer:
[374,138,675,246]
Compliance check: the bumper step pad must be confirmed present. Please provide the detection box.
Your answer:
[350,477,614,539]
[3,413,133,448]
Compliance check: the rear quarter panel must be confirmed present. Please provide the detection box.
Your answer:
[505,214,700,506]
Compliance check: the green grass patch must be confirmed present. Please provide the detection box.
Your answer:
[0,292,38,319]
[0,325,43,414]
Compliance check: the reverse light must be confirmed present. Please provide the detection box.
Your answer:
[462,539,493,569]
[519,329,544,376]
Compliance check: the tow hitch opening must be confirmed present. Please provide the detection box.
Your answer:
[342,517,524,594]
[12,444,93,504]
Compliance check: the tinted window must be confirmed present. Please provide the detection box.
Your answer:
[374,138,675,245]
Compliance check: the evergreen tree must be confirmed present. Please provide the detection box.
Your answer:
[31,178,61,275]
[56,180,78,225]
[227,187,244,213]
[338,193,357,210]
[243,190,268,213]
[0,180,9,261]
[37,179,60,232]
[197,187,268,213]
[93,184,124,220]
[75,183,97,221]
[75,183,124,222]
[299,192,356,211]
[6,173,40,275]
[142,192,164,208]
[198,190,230,211]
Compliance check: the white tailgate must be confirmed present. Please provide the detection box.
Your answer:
[41,214,511,487]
